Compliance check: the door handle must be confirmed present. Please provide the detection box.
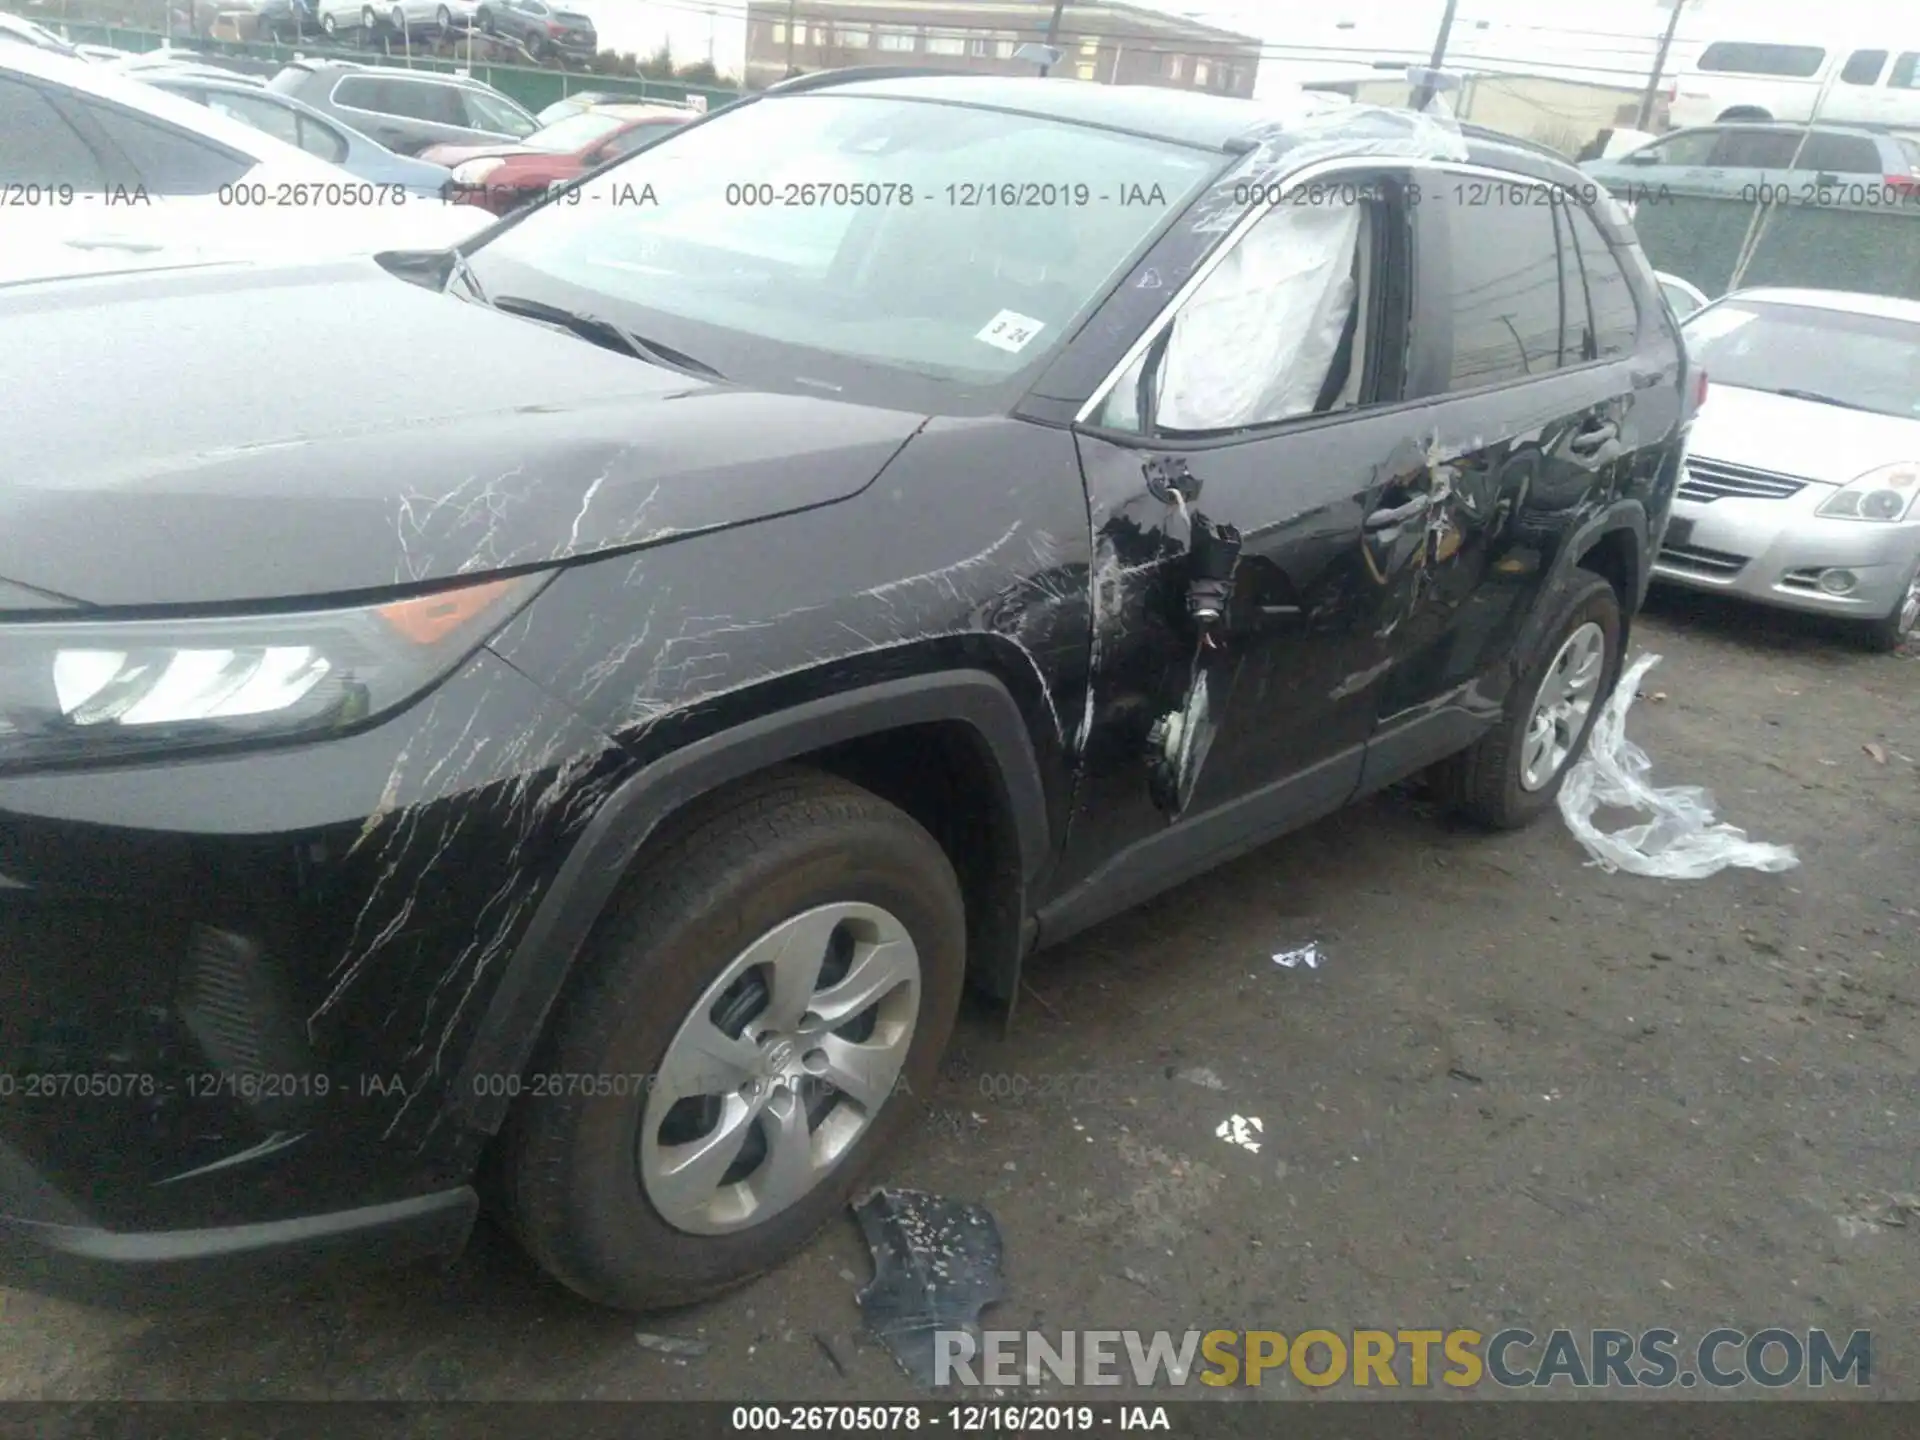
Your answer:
[1363,493,1431,531]
[1630,367,1666,390]
[1814,171,1840,185]
[1568,420,1618,456]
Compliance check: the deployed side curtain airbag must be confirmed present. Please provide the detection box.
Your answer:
[1156,199,1364,432]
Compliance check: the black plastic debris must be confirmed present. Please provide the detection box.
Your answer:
[852,1187,1007,1387]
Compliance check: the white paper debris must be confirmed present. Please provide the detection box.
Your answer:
[974,310,1046,353]
[1557,653,1799,880]
[1176,1067,1226,1091]
[1272,943,1322,969]
[1216,1114,1264,1153]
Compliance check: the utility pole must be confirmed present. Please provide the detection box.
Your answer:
[1039,0,1067,78]
[1410,0,1458,112]
[785,0,798,77]
[1636,0,1687,130]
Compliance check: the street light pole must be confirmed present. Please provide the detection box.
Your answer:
[1410,0,1458,112]
[1039,0,1066,77]
[1636,0,1687,131]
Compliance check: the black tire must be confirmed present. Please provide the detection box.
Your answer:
[1856,557,1920,654]
[1431,571,1623,830]
[479,8,494,33]
[496,767,967,1312]
[1717,107,1771,122]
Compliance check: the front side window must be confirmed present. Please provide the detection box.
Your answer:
[1565,204,1638,360]
[295,113,349,164]
[1682,301,1920,419]
[1707,129,1799,168]
[206,90,301,147]
[1636,130,1717,166]
[470,93,1219,386]
[1099,191,1375,434]
[462,88,535,136]
[1891,52,1919,88]
[1696,42,1826,78]
[1440,186,1568,391]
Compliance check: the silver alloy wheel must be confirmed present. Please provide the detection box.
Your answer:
[1519,620,1607,791]
[639,901,921,1236]
[321,13,336,32]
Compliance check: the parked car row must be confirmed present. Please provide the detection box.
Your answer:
[0,45,490,283]
[1583,120,1920,204]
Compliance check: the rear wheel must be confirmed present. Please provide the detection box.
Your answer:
[497,768,967,1311]
[1431,571,1623,829]
[321,12,336,35]
[1857,557,1920,654]
[1717,106,1772,122]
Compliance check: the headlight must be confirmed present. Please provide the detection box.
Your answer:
[0,573,547,771]
[1816,462,1920,522]
[452,158,506,186]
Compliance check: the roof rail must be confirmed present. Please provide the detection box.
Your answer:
[764,64,977,95]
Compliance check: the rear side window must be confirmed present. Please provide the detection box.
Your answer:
[77,101,250,193]
[1840,49,1887,85]
[1697,42,1826,78]
[1439,184,1568,391]
[0,76,108,189]
[1565,204,1639,360]
[1793,133,1881,174]
[1890,53,1919,89]
[338,76,460,125]
[1707,129,1799,168]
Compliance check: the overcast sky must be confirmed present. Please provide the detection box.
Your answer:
[592,0,1888,86]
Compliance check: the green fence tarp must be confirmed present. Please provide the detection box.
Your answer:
[1621,191,1920,303]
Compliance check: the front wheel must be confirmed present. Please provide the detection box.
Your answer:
[1431,570,1623,829]
[1857,557,1920,653]
[320,12,336,35]
[496,768,967,1311]
[437,4,451,28]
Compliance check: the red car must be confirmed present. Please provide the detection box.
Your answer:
[423,103,692,214]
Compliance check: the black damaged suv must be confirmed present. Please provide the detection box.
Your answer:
[0,70,1695,1311]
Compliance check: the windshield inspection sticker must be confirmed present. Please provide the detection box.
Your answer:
[976,310,1047,353]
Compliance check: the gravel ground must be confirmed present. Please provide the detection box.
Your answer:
[4,595,1916,1407]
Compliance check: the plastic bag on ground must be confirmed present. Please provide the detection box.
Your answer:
[1556,653,1799,880]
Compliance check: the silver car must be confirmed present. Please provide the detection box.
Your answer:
[1654,288,1920,650]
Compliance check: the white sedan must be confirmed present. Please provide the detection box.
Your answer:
[1,46,491,286]
[1655,288,1920,651]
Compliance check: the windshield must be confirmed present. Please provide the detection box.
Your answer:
[526,110,627,153]
[1683,300,1920,420]
[468,92,1220,387]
